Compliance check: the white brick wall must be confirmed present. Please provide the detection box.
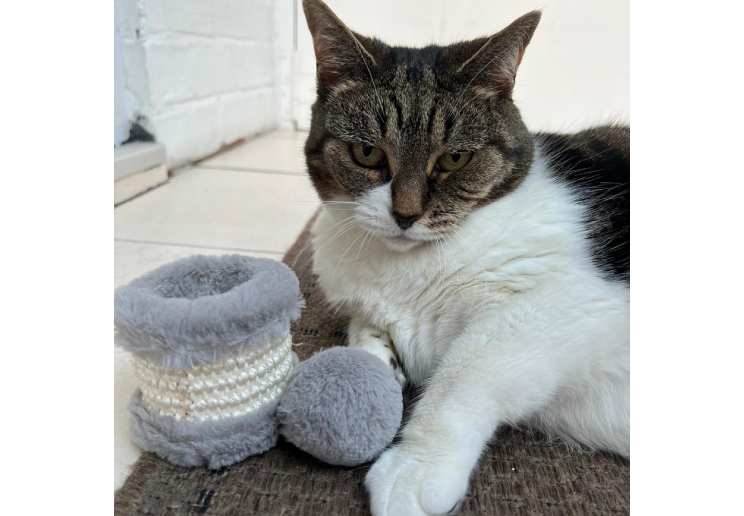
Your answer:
[114,28,130,146]
[115,0,278,168]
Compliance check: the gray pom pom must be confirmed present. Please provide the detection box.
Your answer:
[277,347,403,467]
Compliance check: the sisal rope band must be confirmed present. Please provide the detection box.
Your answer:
[133,333,294,422]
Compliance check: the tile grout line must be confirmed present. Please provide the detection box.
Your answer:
[114,238,285,256]
[194,165,306,176]
[114,180,171,208]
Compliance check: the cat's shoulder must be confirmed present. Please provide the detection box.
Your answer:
[533,124,630,283]
[535,124,629,182]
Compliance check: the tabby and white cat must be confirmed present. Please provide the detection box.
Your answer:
[301,1,629,514]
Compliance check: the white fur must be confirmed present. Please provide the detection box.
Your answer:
[311,150,629,516]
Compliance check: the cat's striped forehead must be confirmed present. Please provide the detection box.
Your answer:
[324,65,494,151]
[305,60,534,230]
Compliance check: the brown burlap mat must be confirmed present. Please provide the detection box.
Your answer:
[115,216,629,515]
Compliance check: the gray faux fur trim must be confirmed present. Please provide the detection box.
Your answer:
[129,389,279,469]
[114,254,303,369]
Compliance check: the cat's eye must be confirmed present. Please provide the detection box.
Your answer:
[437,151,473,172]
[350,143,386,168]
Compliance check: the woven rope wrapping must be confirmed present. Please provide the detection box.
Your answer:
[132,333,293,422]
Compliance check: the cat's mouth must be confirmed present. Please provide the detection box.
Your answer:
[380,233,421,252]
[388,234,414,244]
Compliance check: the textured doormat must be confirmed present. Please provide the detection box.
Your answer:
[114,216,630,516]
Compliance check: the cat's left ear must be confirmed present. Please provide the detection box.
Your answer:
[302,0,378,95]
[458,11,541,97]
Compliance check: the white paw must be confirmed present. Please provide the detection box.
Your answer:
[350,329,407,387]
[389,362,407,388]
[365,445,470,516]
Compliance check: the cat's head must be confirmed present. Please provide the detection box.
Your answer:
[302,0,539,251]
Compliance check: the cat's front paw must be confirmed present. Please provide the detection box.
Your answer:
[387,354,407,387]
[349,328,407,387]
[365,445,470,516]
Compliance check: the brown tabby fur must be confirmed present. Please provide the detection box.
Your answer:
[303,0,541,233]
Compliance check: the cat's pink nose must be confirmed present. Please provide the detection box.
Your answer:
[392,212,421,230]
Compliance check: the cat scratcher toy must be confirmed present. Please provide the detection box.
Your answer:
[114,254,402,469]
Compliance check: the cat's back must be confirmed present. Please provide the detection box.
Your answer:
[536,124,630,283]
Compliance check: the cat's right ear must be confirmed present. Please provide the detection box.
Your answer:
[302,0,377,94]
[457,11,541,98]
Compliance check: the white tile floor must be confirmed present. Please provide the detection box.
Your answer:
[114,131,316,489]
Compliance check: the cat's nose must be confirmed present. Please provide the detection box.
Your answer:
[392,211,421,230]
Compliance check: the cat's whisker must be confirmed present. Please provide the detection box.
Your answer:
[296,219,357,277]
[436,236,450,286]
[468,212,514,237]
[445,230,477,310]
[353,227,373,266]
[453,93,483,121]
[440,235,454,285]
[296,225,354,280]
[451,225,489,313]
[335,228,375,320]
[439,231,461,288]
[318,201,361,212]
[298,218,356,269]
[433,234,444,280]
[329,228,367,301]
[444,232,470,305]
[350,36,386,130]
[288,214,356,268]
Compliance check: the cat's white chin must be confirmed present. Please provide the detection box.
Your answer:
[380,234,422,252]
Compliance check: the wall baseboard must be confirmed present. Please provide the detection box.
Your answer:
[115,142,168,205]
[115,163,168,206]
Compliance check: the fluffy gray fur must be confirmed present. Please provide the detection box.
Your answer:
[277,347,403,467]
[114,254,304,369]
[129,389,280,469]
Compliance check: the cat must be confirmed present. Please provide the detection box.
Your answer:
[301,1,629,515]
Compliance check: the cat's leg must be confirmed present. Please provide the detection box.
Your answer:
[348,317,406,386]
[526,361,630,457]
[365,322,562,516]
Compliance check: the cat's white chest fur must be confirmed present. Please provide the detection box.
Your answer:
[311,156,629,388]
[312,208,479,384]
[311,151,629,516]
